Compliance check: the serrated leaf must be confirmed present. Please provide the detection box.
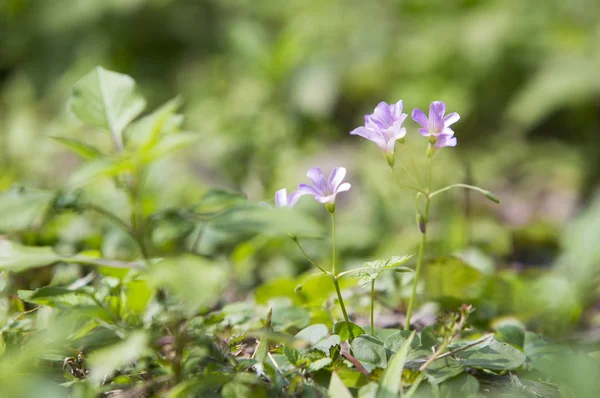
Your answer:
[453,338,526,370]
[69,67,146,145]
[308,357,331,372]
[49,136,103,160]
[376,331,415,398]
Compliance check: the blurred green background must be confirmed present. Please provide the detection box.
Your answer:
[1,0,600,331]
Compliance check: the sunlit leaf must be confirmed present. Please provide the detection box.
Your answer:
[69,67,146,145]
[328,372,353,398]
[351,335,387,368]
[124,97,183,151]
[376,331,415,398]
[48,136,103,160]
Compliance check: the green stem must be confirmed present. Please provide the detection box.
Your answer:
[290,236,328,274]
[333,276,354,341]
[370,279,375,335]
[331,212,336,275]
[429,183,494,200]
[330,211,354,340]
[84,204,133,235]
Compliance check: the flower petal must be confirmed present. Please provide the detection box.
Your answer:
[371,102,393,128]
[287,190,302,207]
[418,127,431,137]
[429,101,446,131]
[435,135,457,148]
[328,167,347,192]
[390,100,404,120]
[274,188,288,207]
[412,108,429,129]
[298,183,319,197]
[336,182,351,194]
[443,112,460,127]
[350,126,376,140]
[306,167,327,194]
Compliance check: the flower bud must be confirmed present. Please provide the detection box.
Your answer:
[384,152,395,167]
[484,191,500,204]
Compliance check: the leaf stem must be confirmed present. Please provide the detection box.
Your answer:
[331,212,336,275]
[290,236,328,274]
[391,167,426,194]
[333,275,354,341]
[370,279,375,336]
[429,183,497,202]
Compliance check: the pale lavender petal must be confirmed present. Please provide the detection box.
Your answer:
[298,183,320,197]
[350,126,377,140]
[371,102,393,128]
[441,127,455,138]
[274,188,288,207]
[435,135,457,148]
[443,112,460,127]
[412,108,429,129]
[390,100,404,121]
[287,190,302,207]
[306,167,327,194]
[328,167,347,192]
[429,101,446,131]
[315,194,332,204]
[418,127,431,137]
[336,182,351,193]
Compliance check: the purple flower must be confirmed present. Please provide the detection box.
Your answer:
[298,167,351,211]
[411,101,460,148]
[350,100,408,157]
[274,188,301,208]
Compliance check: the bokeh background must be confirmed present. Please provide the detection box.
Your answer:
[2,0,600,335]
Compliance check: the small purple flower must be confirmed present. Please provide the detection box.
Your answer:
[350,100,408,158]
[274,188,301,208]
[298,167,351,211]
[411,101,460,148]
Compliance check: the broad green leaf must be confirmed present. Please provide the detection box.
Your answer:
[351,335,387,368]
[149,255,227,314]
[270,299,310,330]
[295,324,328,346]
[87,331,148,383]
[124,97,183,151]
[453,338,526,370]
[384,330,420,353]
[123,279,153,315]
[48,136,103,160]
[496,325,525,349]
[0,187,57,231]
[424,357,465,385]
[376,331,415,398]
[0,241,62,271]
[328,372,353,398]
[314,335,341,353]
[439,374,479,398]
[69,67,146,144]
[422,256,486,301]
[333,321,365,341]
[308,357,331,372]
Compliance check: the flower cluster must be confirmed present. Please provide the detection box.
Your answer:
[351,100,459,161]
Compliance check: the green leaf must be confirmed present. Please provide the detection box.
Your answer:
[295,324,328,346]
[351,335,387,368]
[149,255,227,314]
[68,156,133,186]
[328,372,353,398]
[453,338,526,370]
[0,241,62,271]
[424,357,465,385]
[123,279,153,315]
[496,325,525,349]
[48,136,103,160]
[376,331,415,398]
[0,187,57,231]
[143,132,199,160]
[87,331,148,383]
[384,330,420,353]
[308,357,332,372]
[314,335,341,353]
[333,321,365,341]
[439,374,479,398]
[124,97,183,151]
[68,67,146,145]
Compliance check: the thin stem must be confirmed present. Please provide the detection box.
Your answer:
[331,212,336,275]
[333,276,354,341]
[429,183,491,199]
[290,236,328,274]
[370,279,375,335]
[85,204,133,235]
